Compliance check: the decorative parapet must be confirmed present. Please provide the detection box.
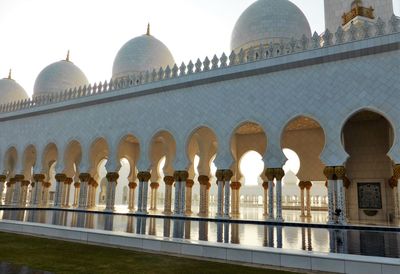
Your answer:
[342,3,374,26]
[0,16,399,115]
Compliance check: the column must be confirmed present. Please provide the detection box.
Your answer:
[305,181,312,218]
[335,166,347,224]
[198,175,209,216]
[324,167,336,224]
[54,174,66,207]
[19,180,30,207]
[128,182,137,211]
[206,182,211,214]
[32,174,45,207]
[42,182,51,207]
[173,178,181,214]
[12,175,24,206]
[78,173,90,209]
[105,172,119,211]
[223,170,233,219]
[393,165,400,219]
[87,179,93,208]
[180,173,187,216]
[149,182,159,210]
[265,168,275,220]
[173,171,188,216]
[137,171,151,214]
[262,182,268,217]
[5,181,14,205]
[163,176,174,214]
[185,179,194,214]
[0,175,5,205]
[299,181,306,217]
[63,177,73,207]
[230,182,241,216]
[72,181,80,207]
[275,168,284,222]
[216,170,224,218]
[90,179,98,208]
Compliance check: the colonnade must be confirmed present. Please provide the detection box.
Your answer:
[1,164,400,225]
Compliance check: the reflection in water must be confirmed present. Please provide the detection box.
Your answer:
[1,209,399,259]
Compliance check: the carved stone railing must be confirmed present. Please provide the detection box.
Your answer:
[0,15,399,115]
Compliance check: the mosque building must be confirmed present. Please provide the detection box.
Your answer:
[0,0,399,226]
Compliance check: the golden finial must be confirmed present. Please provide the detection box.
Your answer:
[7,69,12,80]
[66,50,70,62]
[146,23,150,36]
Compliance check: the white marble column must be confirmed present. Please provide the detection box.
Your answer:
[266,169,275,220]
[198,175,209,216]
[105,172,119,211]
[223,170,233,218]
[42,182,51,207]
[299,182,306,217]
[137,171,151,214]
[216,170,224,218]
[54,174,66,207]
[72,182,80,207]
[128,182,137,211]
[63,178,73,207]
[32,174,45,207]
[0,175,6,205]
[136,180,143,212]
[5,181,13,205]
[149,182,159,210]
[335,166,347,225]
[262,182,268,217]
[173,181,180,214]
[324,167,336,224]
[231,182,241,216]
[19,180,30,207]
[163,176,174,214]
[180,179,186,215]
[185,179,194,214]
[306,184,312,218]
[393,165,400,219]
[173,171,188,216]
[275,168,284,222]
[78,173,90,209]
[12,175,24,206]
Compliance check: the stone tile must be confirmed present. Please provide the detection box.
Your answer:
[280,254,311,270]
[181,243,203,257]
[226,249,252,263]
[160,241,181,254]
[345,261,382,274]
[202,246,227,260]
[142,239,161,251]
[252,251,281,266]
[382,264,400,274]
[311,257,345,273]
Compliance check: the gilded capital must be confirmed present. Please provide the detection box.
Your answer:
[335,166,346,180]
[223,169,233,181]
[150,182,160,189]
[323,166,335,180]
[79,173,91,182]
[198,175,209,185]
[74,182,81,188]
[215,170,224,182]
[163,176,174,185]
[265,168,275,181]
[14,174,24,181]
[106,172,119,182]
[33,174,45,182]
[186,179,194,188]
[9,177,16,184]
[274,168,285,181]
[0,175,6,183]
[55,173,67,182]
[262,181,269,190]
[343,176,351,188]
[389,176,398,188]
[43,182,51,188]
[137,171,151,182]
[298,181,306,189]
[230,181,241,190]
[393,164,400,180]
[304,181,312,190]
[21,180,30,187]
[128,182,137,189]
[173,170,188,182]
[65,177,73,185]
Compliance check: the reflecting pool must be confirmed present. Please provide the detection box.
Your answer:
[1,210,399,259]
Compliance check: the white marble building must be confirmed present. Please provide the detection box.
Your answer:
[0,0,399,225]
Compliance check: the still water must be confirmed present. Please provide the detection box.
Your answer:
[1,210,399,259]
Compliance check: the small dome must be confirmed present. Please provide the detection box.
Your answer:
[231,0,311,52]
[34,57,89,97]
[0,72,29,104]
[112,26,175,79]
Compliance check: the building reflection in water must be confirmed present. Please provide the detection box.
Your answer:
[231,223,239,244]
[148,218,156,236]
[104,214,113,231]
[216,222,230,243]
[184,220,191,239]
[85,213,95,229]
[126,216,135,233]
[173,219,184,239]
[163,219,171,237]
[198,221,208,241]
[136,217,147,235]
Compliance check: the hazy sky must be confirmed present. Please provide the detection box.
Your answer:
[1,0,399,96]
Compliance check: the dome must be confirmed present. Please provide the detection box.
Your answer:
[34,56,89,97]
[0,71,29,104]
[112,26,175,79]
[231,0,312,52]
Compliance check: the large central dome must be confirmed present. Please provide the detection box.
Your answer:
[231,0,311,52]
[112,27,175,79]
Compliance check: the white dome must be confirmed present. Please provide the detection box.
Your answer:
[0,75,29,104]
[34,60,89,97]
[231,0,311,52]
[112,33,175,79]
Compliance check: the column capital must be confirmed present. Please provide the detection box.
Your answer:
[137,171,151,182]
[274,168,285,181]
[0,175,6,182]
[230,181,241,190]
[79,173,91,182]
[21,180,30,186]
[389,176,398,188]
[393,164,400,180]
[33,174,45,182]
[74,182,81,188]
[298,181,306,189]
[265,168,275,181]
[65,177,73,185]
[323,166,336,180]
[334,166,346,179]
[262,181,269,189]
[6,182,12,187]
[14,174,24,181]
[215,170,224,182]
[207,182,211,190]
[55,173,67,182]
[343,176,351,188]
[198,175,209,185]
[106,172,119,182]
[128,182,137,189]
[150,182,160,189]
[186,179,194,188]
[304,181,312,190]
[163,176,174,185]
[173,170,188,182]
[43,182,51,188]
[223,169,233,181]
[9,177,16,184]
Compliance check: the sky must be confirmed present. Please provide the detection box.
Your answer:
[1,0,399,96]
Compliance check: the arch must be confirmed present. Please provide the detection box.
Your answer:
[186,126,218,177]
[230,121,267,181]
[89,137,109,176]
[341,109,395,223]
[3,146,18,177]
[280,115,326,182]
[238,150,264,186]
[149,130,176,178]
[41,143,58,180]
[63,140,82,178]
[22,144,37,180]
[117,134,140,182]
